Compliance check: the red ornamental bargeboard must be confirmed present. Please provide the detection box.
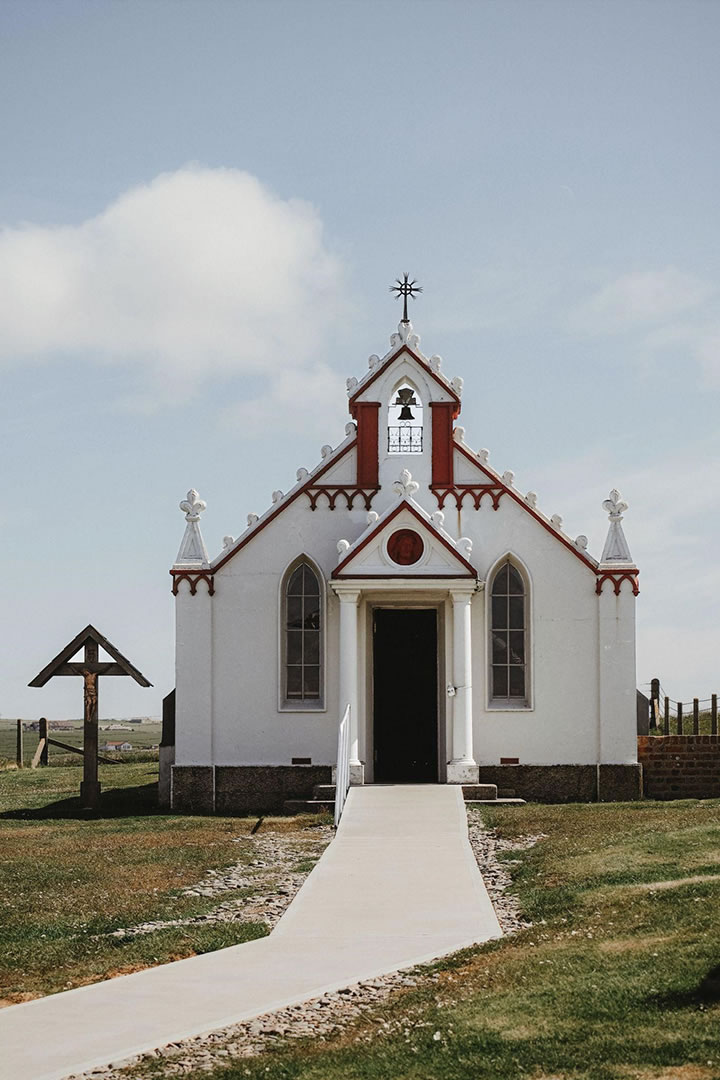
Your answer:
[387,529,424,566]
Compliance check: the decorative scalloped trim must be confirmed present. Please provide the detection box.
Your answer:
[431,484,507,511]
[305,486,380,511]
[171,571,215,597]
[595,570,640,597]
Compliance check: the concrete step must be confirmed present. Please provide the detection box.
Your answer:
[465,797,526,805]
[284,799,334,815]
[461,784,498,801]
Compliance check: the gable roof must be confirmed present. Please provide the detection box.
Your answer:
[348,343,460,414]
[450,437,599,571]
[29,624,152,687]
[209,434,358,573]
[333,497,476,579]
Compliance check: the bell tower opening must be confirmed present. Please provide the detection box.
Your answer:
[388,382,423,454]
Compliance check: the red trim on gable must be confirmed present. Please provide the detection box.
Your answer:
[348,345,461,415]
[430,402,457,486]
[450,441,599,572]
[332,499,476,579]
[355,401,380,486]
[596,569,640,596]
[208,440,357,575]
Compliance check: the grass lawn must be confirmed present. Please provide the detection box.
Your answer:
[0,762,327,1004]
[161,799,720,1080]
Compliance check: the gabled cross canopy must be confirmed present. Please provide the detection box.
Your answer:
[29,624,151,811]
[29,624,152,688]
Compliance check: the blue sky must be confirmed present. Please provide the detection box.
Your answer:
[1,0,718,718]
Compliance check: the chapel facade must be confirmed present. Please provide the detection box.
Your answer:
[166,311,642,812]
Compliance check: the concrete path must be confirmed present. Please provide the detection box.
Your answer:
[1,785,501,1080]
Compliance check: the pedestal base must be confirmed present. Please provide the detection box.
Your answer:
[446,762,479,785]
[349,763,365,786]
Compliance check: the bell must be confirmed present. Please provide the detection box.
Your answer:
[398,405,415,420]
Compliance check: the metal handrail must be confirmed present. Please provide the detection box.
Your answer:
[334,703,351,828]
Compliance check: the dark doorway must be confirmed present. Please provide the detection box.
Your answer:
[373,609,438,782]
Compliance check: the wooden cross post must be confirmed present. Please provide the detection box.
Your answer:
[29,625,151,811]
[81,640,101,808]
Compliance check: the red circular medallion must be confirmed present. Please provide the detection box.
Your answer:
[387,529,424,566]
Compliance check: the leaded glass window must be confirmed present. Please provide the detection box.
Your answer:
[285,563,322,702]
[490,562,526,702]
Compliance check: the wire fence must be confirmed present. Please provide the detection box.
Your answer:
[641,679,718,735]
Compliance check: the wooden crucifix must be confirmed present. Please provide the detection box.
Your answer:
[29,625,152,810]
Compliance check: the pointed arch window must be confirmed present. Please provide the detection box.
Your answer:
[490,561,528,704]
[388,383,423,453]
[283,561,323,707]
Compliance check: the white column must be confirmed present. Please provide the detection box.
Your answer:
[597,576,638,764]
[338,589,363,781]
[174,581,213,766]
[448,588,479,784]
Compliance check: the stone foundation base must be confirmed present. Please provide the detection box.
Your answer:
[477,763,643,803]
[447,762,480,785]
[171,764,332,815]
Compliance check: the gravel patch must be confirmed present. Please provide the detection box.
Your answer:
[65,811,542,1080]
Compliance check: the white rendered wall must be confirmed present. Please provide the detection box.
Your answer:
[598,580,638,763]
[175,583,213,766]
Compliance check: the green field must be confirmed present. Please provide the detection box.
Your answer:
[0,718,162,766]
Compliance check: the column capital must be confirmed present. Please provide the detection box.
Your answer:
[449,583,478,604]
[333,585,361,604]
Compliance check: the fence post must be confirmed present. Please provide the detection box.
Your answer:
[39,717,49,766]
[677,702,683,735]
[650,678,660,731]
[15,720,24,768]
[693,698,700,735]
[664,696,670,736]
[712,694,718,737]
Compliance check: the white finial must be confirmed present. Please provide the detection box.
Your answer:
[272,490,283,504]
[296,467,309,482]
[366,510,379,525]
[320,444,333,459]
[551,514,563,530]
[429,355,442,372]
[454,426,466,443]
[525,491,537,508]
[502,470,515,486]
[368,354,380,370]
[222,535,235,549]
[478,449,490,464]
[393,469,420,498]
[180,489,206,522]
[390,321,420,349]
[346,376,358,393]
[337,539,351,559]
[575,535,588,550]
[247,513,259,527]
[456,537,473,559]
[345,421,357,437]
[430,510,445,528]
[175,489,209,566]
[600,489,633,562]
[450,376,463,397]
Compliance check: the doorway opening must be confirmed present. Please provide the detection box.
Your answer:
[373,608,438,782]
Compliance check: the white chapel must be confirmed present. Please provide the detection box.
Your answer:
[166,291,641,811]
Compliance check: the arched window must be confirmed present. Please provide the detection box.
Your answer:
[490,561,527,703]
[388,382,423,453]
[283,561,323,706]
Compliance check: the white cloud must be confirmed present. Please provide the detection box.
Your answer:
[567,267,713,335]
[0,166,349,399]
[220,362,348,441]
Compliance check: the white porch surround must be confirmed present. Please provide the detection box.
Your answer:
[331,578,480,786]
[448,585,479,784]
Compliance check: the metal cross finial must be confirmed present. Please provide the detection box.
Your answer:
[389,272,423,323]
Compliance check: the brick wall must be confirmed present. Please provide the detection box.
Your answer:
[638,735,720,800]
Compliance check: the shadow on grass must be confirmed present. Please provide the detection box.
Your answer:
[650,962,720,1010]
[0,782,161,820]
